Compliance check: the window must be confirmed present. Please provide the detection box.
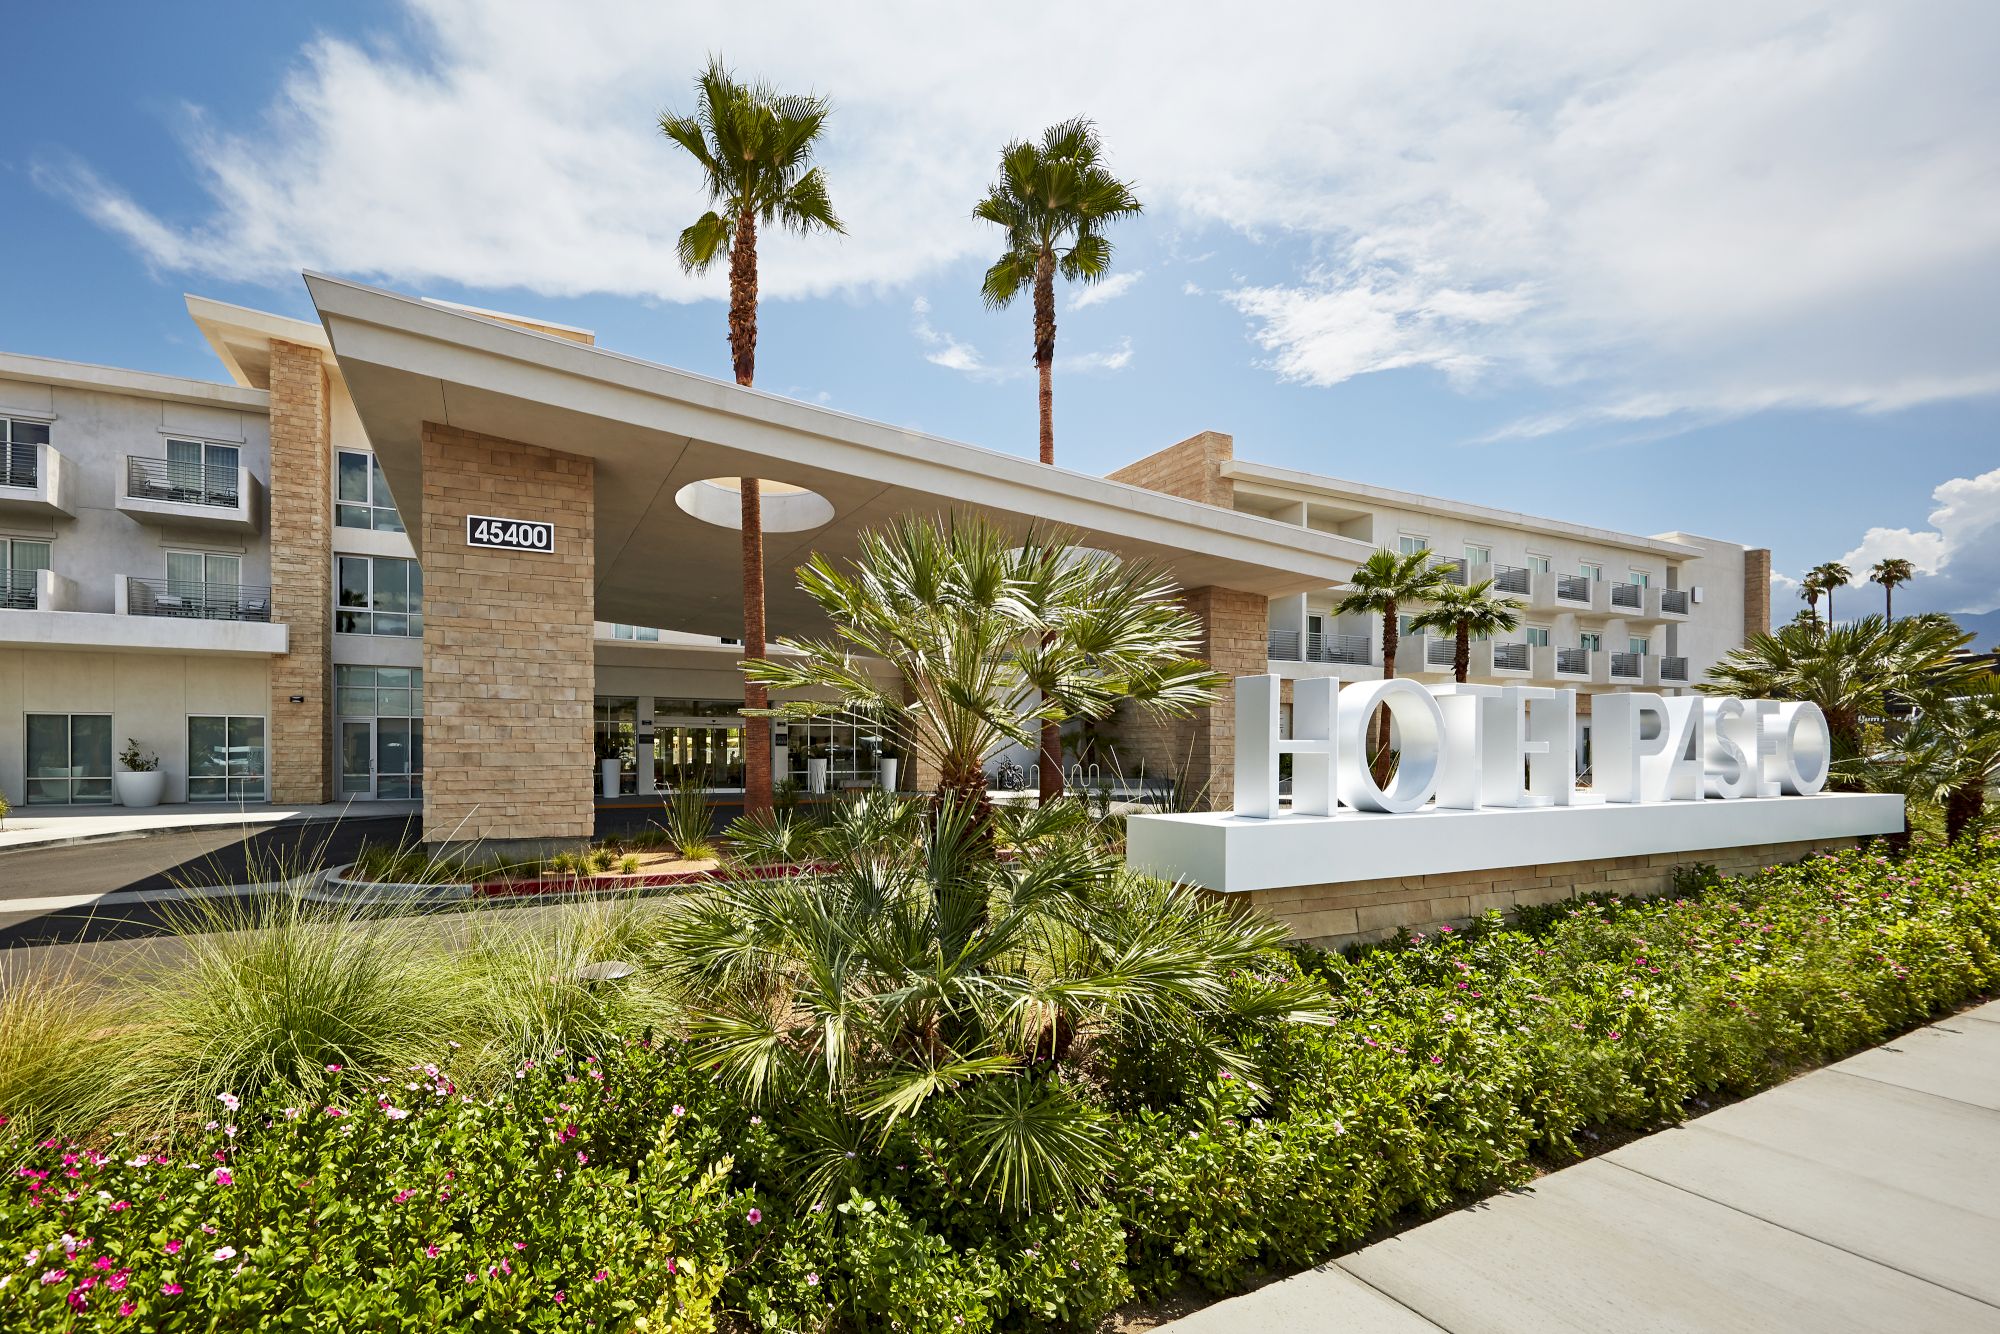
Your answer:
[1628,570,1650,588]
[610,624,660,642]
[1526,554,1551,574]
[166,549,242,601]
[1397,534,1429,556]
[1306,613,1324,636]
[1463,543,1491,566]
[1524,626,1550,647]
[336,555,422,636]
[1580,632,1603,652]
[1,417,49,489]
[1,538,50,610]
[25,713,112,805]
[1397,614,1420,637]
[165,438,240,505]
[337,667,423,799]
[1580,561,1603,581]
[1629,636,1650,656]
[187,716,267,802]
[336,450,405,532]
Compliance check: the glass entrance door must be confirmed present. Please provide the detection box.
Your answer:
[653,723,746,790]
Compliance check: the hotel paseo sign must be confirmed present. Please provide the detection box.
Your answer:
[1125,676,1906,896]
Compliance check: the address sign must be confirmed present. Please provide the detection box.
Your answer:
[466,514,555,554]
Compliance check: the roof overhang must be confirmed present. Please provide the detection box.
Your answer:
[304,274,1367,640]
[186,294,334,390]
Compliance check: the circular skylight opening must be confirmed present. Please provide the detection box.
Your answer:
[674,477,834,533]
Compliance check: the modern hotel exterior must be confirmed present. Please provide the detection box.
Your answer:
[0,278,1767,843]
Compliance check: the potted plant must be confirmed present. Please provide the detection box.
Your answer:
[877,739,900,792]
[116,738,166,808]
[595,736,623,799]
[803,741,831,796]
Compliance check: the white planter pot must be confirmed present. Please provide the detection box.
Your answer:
[879,758,899,791]
[601,758,622,799]
[807,757,829,795]
[115,770,166,809]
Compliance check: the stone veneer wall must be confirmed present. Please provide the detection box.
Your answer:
[420,422,595,847]
[1743,548,1772,639]
[1117,585,1268,810]
[1105,430,1236,507]
[1239,835,1864,952]
[266,340,332,804]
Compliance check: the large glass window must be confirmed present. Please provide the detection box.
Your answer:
[335,450,405,532]
[165,438,240,506]
[187,716,267,802]
[610,624,661,641]
[653,699,747,790]
[1524,626,1550,647]
[336,666,423,799]
[25,713,112,805]
[336,555,423,636]
[1397,534,1430,556]
[1463,543,1491,566]
[1,417,49,489]
[1628,636,1650,656]
[594,696,640,794]
[1,538,50,610]
[782,713,887,792]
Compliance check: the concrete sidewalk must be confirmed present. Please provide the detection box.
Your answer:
[0,799,420,853]
[1164,1000,2000,1333]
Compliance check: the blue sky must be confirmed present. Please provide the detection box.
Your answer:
[5,2,1998,637]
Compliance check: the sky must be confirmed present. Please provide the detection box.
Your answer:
[4,1,1998,640]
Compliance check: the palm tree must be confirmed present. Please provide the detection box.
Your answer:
[1809,561,1852,626]
[1700,612,1979,773]
[1797,572,1826,631]
[1411,579,1528,683]
[741,515,1224,814]
[1335,548,1456,775]
[660,59,844,816]
[974,119,1142,805]
[1882,673,2000,843]
[1869,557,1916,620]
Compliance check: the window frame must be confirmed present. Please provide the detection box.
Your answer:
[24,712,114,805]
[335,554,423,637]
[1396,533,1431,557]
[1579,561,1604,582]
[186,714,268,803]
[1463,542,1493,566]
[334,449,405,532]
[1,416,50,489]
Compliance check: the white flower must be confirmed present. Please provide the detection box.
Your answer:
[212,1246,237,1262]
[217,1092,240,1113]
[383,1107,410,1121]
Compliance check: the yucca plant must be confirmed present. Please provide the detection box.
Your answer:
[659,775,719,860]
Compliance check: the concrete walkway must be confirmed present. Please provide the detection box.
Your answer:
[1165,1000,2000,1333]
[0,799,420,852]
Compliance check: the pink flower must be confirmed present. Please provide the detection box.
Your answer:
[213,1169,232,1186]
[671,1105,686,1117]
[424,1245,439,1258]
[1429,1055,1443,1065]
[119,1302,136,1317]
[325,1064,342,1073]
[554,1291,567,1304]
[383,1107,410,1121]
[806,1272,820,1286]
[746,1208,762,1225]
[160,1282,182,1296]
[1608,1031,1623,1041]
[212,1246,236,1262]
[217,1093,240,1113]
[109,1200,130,1212]
[163,1241,181,1256]
[576,1151,588,1165]
[594,1270,609,1282]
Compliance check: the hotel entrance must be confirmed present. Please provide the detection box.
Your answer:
[595,696,748,794]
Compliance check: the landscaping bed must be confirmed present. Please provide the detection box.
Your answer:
[2,840,1996,1330]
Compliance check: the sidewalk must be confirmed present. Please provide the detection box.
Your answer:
[1164,1000,2000,1333]
[0,799,420,853]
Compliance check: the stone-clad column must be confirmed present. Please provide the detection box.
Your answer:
[267,340,332,804]
[420,423,595,851]
[1116,585,1267,811]
[1743,548,1771,639]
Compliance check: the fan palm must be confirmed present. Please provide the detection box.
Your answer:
[651,794,1331,1211]
[1808,561,1852,626]
[742,515,1224,813]
[1700,612,1979,771]
[1335,548,1457,772]
[1869,557,1916,620]
[1880,673,2000,843]
[1410,579,1528,683]
[660,59,844,815]
[1797,572,1826,630]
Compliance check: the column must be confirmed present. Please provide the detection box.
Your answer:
[267,340,332,804]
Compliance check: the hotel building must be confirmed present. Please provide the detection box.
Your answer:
[0,279,1767,845]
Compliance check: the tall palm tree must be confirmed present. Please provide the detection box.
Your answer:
[1335,548,1456,774]
[1809,561,1852,626]
[742,515,1224,813]
[974,118,1142,805]
[660,58,844,816]
[1797,572,1826,630]
[1411,579,1528,683]
[1869,557,1916,620]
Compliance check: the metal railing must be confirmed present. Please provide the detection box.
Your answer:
[1659,656,1689,682]
[2,568,35,610]
[1660,588,1690,615]
[1436,558,1468,586]
[1491,641,1530,671]
[1555,573,1592,603]
[1,441,38,490]
[1492,564,1530,594]
[1426,638,1457,668]
[1555,647,1590,675]
[1610,651,1643,679]
[1610,582,1643,610]
[126,456,239,508]
[1268,630,1372,665]
[126,577,272,622]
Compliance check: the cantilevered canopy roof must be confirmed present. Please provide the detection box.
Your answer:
[305,274,1369,640]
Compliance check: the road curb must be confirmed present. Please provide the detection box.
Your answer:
[0,809,418,856]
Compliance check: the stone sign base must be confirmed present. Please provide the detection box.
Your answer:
[1236,834,1865,952]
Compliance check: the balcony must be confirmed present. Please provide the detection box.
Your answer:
[1424,636,1459,672]
[1540,645,1593,682]
[116,456,263,535]
[1473,639,1533,677]
[1,568,82,612]
[0,440,73,519]
[1658,655,1690,684]
[1490,563,1531,595]
[121,577,273,622]
[1435,558,1468,586]
[1658,587,1691,618]
[1608,582,1645,614]
[0,575,286,656]
[1531,570,1604,614]
[1609,651,1646,683]
[1267,629,1372,667]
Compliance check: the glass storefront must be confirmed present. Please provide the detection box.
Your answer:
[337,666,423,799]
[593,696,640,794]
[187,715,268,802]
[782,712,889,792]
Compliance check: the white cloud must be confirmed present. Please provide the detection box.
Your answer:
[1068,271,1141,311]
[909,296,998,377]
[36,0,2000,429]
[1830,467,2000,616]
[1058,337,1134,374]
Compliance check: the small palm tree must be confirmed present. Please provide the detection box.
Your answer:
[742,515,1224,813]
[1335,548,1456,773]
[660,58,844,816]
[1411,580,1528,683]
[1809,561,1852,626]
[1883,674,2000,843]
[1869,557,1916,620]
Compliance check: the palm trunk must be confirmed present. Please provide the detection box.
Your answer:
[1945,784,1984,843]
[1454,624,1471,683]
[729,208,773,816]
[1885,585,1893,621]
[1033,247,1063,805]
[1373,604,1398,783]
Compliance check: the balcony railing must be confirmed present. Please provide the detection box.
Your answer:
[1555,573,1592,603]
[1492,564,1531,594]
[1491,641,1530,672]
[1555,646,1590,675]
[2,568,35,610]
[1426,638,1457,668]
[1,441,39,490]
[1660,588,1690,615]
[1610,582,1643,610]
[126,456,239,509]
[126,577,272,622]
[1610,651,1643,679]
[1436,558,1468,586]
[1659,656,1689,682]
[1269,630,1372,666]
